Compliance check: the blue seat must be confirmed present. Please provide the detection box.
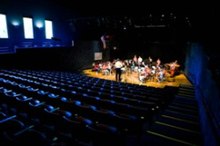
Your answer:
[44,105,59,113]
[29,99,45,107]
[37,90,48,95]
[16,95,32,101]
[4,91,21,97]
[27,87,39,92]
[48,93,59,98]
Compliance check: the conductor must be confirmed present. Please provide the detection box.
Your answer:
[114,59,123,82]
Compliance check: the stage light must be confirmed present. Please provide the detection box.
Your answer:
[35,20,44,28]
[11,20,20,26]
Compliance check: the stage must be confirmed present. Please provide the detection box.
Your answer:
[82,69,192,88]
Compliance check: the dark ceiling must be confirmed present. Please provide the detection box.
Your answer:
[2,0,217,17]
[1,0,218,44]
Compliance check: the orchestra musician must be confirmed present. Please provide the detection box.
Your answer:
[148,56,153,67]
[102,62,112,75]
[155,68,166,82]
[92,62,100,73]
[156,58,161,68]
[139,67,147,82]
[138,56,143,67]
[166,60,180,77]
[133,55,138,65]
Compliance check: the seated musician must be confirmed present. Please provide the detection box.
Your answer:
[92,62,100,72]
[169,60,180,77]
[155,68,166,82]
[139,67,147,82]
[156,58,161,68]
[102,62,110,75]
[144,65,152,81]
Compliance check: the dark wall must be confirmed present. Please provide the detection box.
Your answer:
[184,42,220,146]
[62,40,102,71]
[0,47,69,70]
[101,27,188,67]
[0,40,102,71]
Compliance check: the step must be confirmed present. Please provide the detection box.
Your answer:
[179,84,194,89]
[163,110,199,122]
[174,96,198,105]
[177,93,195,98]
[146,130,200,146]
[147,121,202,145]
[167,105,199,115]
[178,90,195,96]
[156,115,200,132]
[171,102,198,111]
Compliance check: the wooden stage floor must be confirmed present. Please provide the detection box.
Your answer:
[82,69,192,88]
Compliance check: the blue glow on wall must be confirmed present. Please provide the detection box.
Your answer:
[11,20,20,26]
[35,20,44,28]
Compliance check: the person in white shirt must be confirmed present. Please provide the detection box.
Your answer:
[138,56,143,66]
[114,59,123,81]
